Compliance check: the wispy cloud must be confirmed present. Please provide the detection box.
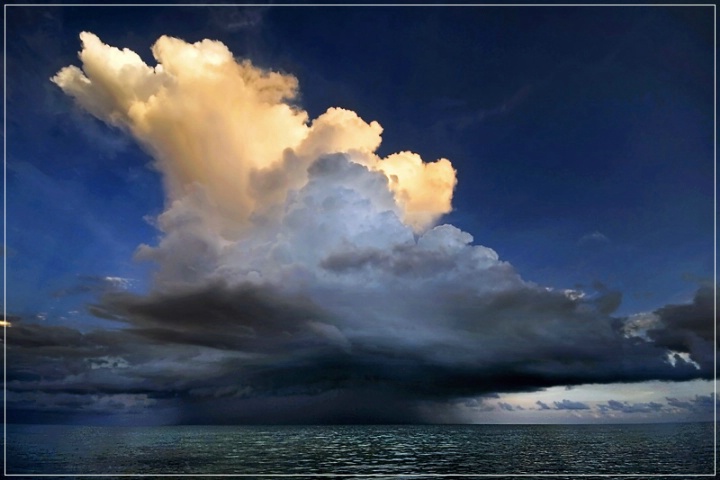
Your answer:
[579,230,610,245]
[208,6,266,32]
[432,82,537,132]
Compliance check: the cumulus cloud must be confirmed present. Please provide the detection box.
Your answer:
[553,399,590,410]
[599,399,664,414]
[17,32,713,424]
[665,393,718,414]
[498,402,524,411]
[591,393,716,420]
[52,32,455,240]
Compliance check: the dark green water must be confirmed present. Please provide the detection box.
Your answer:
[6,422,715,477]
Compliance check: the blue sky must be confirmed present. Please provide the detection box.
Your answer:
[4,5,716,425]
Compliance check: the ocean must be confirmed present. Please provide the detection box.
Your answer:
[5,422,715,477]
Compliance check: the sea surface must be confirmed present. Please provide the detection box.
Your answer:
[5,422,715,478]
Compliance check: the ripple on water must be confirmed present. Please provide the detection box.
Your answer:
[5,422,715,476]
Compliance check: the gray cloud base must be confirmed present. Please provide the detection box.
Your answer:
[7,276,714,424]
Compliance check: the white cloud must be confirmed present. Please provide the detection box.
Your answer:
[52,32,457,242]
[622,311,661,340]
[665,350,701,370]
[579,230,610,245]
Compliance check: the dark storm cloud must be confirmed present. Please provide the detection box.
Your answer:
[647,286,715,376]
[8,280,715,424]
[94,281,341,354]
[593,290,623,315]
[536,400,551,410]
[646,286,715,369]
[6,322,159,422]
[462,397,496,412]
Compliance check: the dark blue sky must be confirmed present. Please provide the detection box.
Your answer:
[3,5,715,425]
[7,6,713,319]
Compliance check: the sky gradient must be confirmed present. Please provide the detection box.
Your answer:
[4,5,716,425]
